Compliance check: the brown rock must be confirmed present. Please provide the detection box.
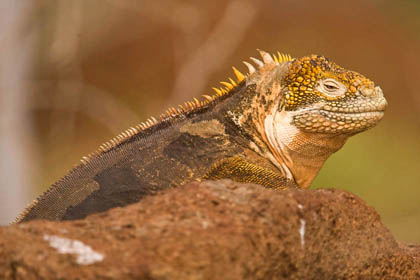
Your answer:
[1,180,419,279]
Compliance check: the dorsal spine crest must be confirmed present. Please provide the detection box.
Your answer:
[78,50,293,166]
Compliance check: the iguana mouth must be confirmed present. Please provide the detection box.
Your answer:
[320,102,387,115]
[319,110,385,117]
[293,109,385,134]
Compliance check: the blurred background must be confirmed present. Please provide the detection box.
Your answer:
[0,0,419,243]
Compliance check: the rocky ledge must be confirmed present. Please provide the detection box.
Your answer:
[1,180,419,279]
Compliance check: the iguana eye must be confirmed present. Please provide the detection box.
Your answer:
[317,78,346,97]
[324,83,338,90]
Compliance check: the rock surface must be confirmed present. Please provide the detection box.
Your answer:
[1,180,419,279]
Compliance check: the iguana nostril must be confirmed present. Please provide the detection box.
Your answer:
[361,87,375,97]
[375,86,384,96]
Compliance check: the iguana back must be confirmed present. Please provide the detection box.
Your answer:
[16,50,387,222]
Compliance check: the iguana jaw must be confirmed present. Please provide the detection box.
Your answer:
[261,102,348,188]
[292,86,387,134]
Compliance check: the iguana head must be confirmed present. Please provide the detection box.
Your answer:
[230,50,387,188]
[282,55,387,134]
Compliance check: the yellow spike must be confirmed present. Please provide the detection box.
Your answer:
[273,53,279,63]
[277,51,292,63]
[232,66,245,82]
[277,51,283,63]
[202,94,213,101]
[228,78,237,87]
[220,81,233,89]
[193,97,200,106]
[212,87,223,95]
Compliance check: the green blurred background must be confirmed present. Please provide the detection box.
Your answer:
[0,0,419,243]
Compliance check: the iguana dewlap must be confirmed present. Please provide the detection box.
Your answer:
[16,50,387,222]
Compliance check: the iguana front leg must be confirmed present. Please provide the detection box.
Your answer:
[204,156,298,190]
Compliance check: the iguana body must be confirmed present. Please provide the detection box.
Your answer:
[16,50,387,222]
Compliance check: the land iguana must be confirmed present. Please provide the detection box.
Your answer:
[16,50,387,222]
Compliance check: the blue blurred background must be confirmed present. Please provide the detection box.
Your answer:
[0,0,419,243]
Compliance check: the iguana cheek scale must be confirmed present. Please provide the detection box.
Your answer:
[15,50,387,222]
